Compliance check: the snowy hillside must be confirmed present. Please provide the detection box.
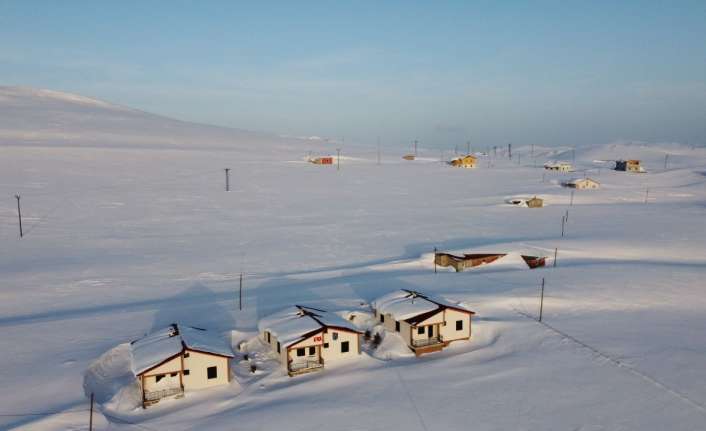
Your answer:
[1,89,706,430]
[0,86,312,153]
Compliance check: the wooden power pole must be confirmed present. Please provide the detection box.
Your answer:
[539,278,545,322]
[89,392,94,431]
[224,168,231,192]
[15,194,23,238]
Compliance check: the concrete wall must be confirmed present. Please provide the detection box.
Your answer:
[440,308,472,342]
[321,329,360,363]
[141,350,230,393]
[182,350,230,390]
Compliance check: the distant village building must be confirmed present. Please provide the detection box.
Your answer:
[435,252,546,272]
[615,159,645,173]
[507,196,544,208]
[259,306,362,376]
[371,290,475,356]
[309,156,334,165]
[564,177,600,189]
[544,161,573,172]
[449,154,477,168]
[131,324,234,408]
[402,154,416,161]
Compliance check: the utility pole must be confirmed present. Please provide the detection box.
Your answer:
[377,137,381,166]
[224,168,231,192]
[15,195,23,238]
[664,154,669,170]
[493,146,497,157]
[531,144,534,158]
[553,248,558,267]
[413,140,418,157]
[336,148,341,171]
[565,209,569,223]
[561,215,566,237]
[434,247,436,274]
[539,278,545,322]
[89,392,94,431]
[239,273,243,311]
[466,141,471,155]
[644,188,649,204]
[570,190,575,206]
[508,143,512,159]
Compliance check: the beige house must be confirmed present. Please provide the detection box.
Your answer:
[131,324,234,408]
[544,161,573,172]
[564,177,600,189]
[259,306,362,376]
[371,290,475,356]
[449,154,477,168]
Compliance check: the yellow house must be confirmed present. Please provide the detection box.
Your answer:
[131,324,234,408]
[564,177,600,189]
[371,290,475,356]
[449,154,477,168]
[259,306,362,376]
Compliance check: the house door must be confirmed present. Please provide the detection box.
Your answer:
[427,325,434,339]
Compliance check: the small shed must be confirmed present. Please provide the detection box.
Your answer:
[131,324,234,408]
[259,306,362,376]
[564,177,600,189]
[615,159,644,172]
[449,154,477,168]
[310,156,333,165]
[371,289,475,356]
[527,196,544,208]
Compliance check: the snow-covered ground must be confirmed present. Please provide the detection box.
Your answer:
[1,88,705,430]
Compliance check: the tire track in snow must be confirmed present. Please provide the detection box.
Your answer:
[513,309,706,417]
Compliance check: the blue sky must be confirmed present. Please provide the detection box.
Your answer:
[1,0,705,148]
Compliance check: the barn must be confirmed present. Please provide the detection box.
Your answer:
[259,306,362,376]
[131,324,234,408]
[371,290,475,356]
[544,161,573,172]
[309,156,333,165]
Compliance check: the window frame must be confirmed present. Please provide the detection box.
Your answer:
[456,320,463,331]
[296,347,305,357]
[207,366,218,380]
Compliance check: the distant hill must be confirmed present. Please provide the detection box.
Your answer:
[0,86,306,152]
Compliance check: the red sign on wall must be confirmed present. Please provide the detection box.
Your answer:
[313,336,322,342]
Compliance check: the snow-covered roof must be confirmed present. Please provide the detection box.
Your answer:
[130,324,233,376]
[371,290,474,322]
[567,177,599,184]
[258,306,360,348]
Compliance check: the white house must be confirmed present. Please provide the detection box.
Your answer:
[544,161,573,172]
[259,306,362,376]
[563,177,600,189]
[371,290,475,356]
[130,324,234,408]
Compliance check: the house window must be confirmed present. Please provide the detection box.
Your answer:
[277,342,280,353]
[332,332,338,340]
[341,341,350,353]
[308,346,315,355]
[296,348,305,357]
[183,352,190,358]
[380,314,385,323]
[265,331,270,343]
[207,366,217,379]
[324,343,329,348]
[456,320,463,331]
[417,327,424,335]
[155,374,165,383]
[184,369,190,375]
